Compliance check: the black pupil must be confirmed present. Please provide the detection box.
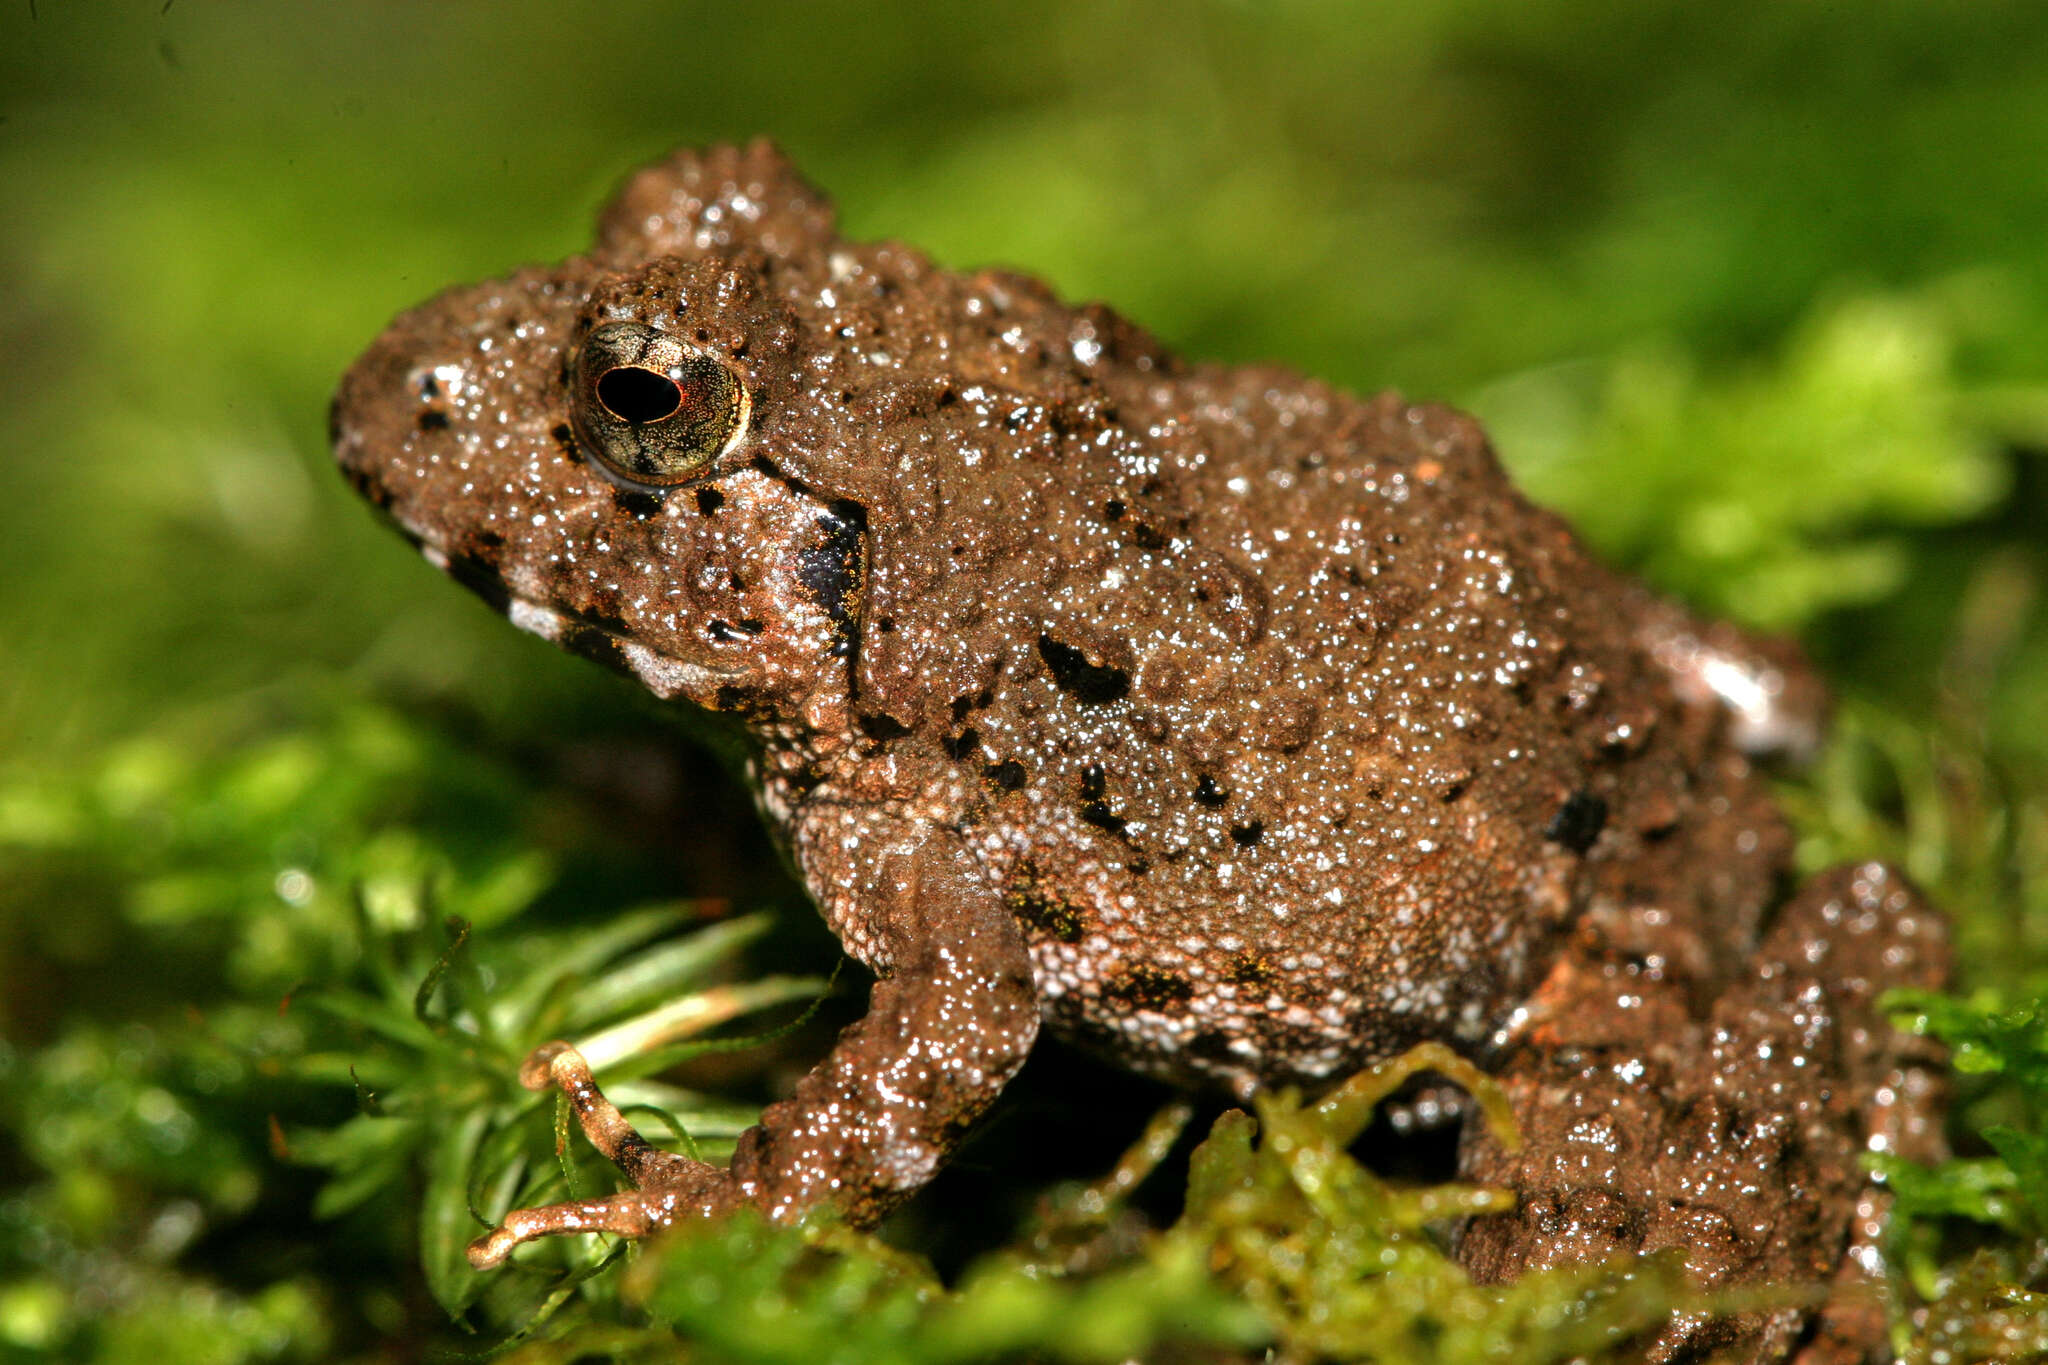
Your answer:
[596,366,684,424]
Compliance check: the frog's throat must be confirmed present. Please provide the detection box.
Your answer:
[418,542,745,703]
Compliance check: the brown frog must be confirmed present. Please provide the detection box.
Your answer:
[332,142,1947,1360]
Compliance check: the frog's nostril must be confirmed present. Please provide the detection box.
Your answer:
[597,366,684,424]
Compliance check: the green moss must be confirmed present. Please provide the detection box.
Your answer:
[6,1,2048,1358]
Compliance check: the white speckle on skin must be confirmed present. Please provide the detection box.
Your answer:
[507,597,562,642]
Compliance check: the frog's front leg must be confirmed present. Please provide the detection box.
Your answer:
[466,834,1040,1268]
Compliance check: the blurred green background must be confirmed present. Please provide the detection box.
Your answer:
[4,1,2047,1360]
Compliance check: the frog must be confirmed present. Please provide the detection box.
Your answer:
[331,141,1947,1360]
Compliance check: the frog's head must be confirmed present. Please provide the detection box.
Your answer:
[332,144,868,730]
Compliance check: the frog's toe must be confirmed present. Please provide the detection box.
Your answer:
[515,1040,577,1090]
[517,1039,707,1184]
[466,1184,704,1269]
[472,1039,739,1266]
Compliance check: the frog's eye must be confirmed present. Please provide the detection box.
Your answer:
[570,321,750,487]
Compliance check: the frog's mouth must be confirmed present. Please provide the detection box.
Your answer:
[333,361,752,707]
[413,538,750,704]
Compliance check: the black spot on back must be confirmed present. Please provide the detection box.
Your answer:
[1080,801,1127,835]
[1105,964,1193,1011]
[1004,866,1089,944]
[1222,952,1275,988]
[858,712,912,742]
[1037,634,1130,705]
[1544,791,1608,855]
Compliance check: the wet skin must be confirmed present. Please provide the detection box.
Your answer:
[333,142,1947,1361]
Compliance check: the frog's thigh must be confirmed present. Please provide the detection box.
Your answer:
[1768,863,1950,1365]
[1753,861,1949,1165]
[1457,862,1946,1363]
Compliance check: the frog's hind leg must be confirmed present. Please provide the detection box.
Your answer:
[1456,861,1947,1363]
[1772,863,1950,1365]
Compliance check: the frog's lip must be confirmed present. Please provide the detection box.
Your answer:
[415,540,750,702]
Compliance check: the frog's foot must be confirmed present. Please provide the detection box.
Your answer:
[1457,861,1947,1363]
[466,1041,733,1270]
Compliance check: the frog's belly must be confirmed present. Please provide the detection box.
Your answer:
[1019,885,1560,1100]
[784,763,1583,1097]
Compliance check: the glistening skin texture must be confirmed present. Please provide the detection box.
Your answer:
[333,142,1947,1361]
